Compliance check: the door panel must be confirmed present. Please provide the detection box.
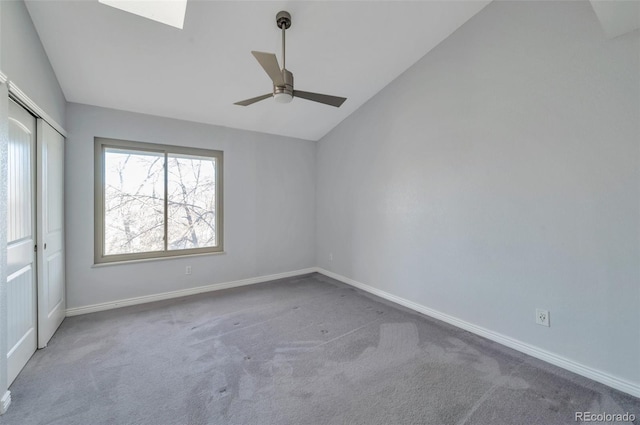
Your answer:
[7,120,32,243]
[7,99,37,386]
[7,267,35,355]
[37,119,65,348]
[7,239,33,276]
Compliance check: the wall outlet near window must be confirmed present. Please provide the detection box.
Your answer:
[536,309,550,327]
[185,266,192,275]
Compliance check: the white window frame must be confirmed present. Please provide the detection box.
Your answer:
[94,137,223,264]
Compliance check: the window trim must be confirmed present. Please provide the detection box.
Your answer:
[94,137,223,264]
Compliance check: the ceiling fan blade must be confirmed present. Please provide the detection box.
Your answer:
[293,90,347,107]
[234,93,273,106]
[251,51,284,86]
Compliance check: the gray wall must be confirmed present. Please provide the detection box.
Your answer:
[65,103,316,309]
[316,1,640,386]
[0,0,65,126]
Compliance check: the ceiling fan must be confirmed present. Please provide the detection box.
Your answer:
[235,11,347,108]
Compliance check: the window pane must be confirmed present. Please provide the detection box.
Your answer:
[104,148,165,255]
[167,154,217,250]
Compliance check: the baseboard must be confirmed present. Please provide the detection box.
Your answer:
[65,268,317,317]
[314,267,640,399]
[0,391,11,415]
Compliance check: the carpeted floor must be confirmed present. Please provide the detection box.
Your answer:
[3,273,639,425]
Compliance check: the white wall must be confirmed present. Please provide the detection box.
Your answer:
[65,103,316,309]
[317,1,640,388]
[0,0,65,126]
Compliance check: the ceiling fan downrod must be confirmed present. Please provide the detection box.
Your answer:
[276,11,291,71]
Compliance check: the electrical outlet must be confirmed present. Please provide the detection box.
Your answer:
[185,266,192,275]
[536,309,550,327]
[329,252,333,262]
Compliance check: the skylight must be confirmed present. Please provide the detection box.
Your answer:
[99,0,187,29]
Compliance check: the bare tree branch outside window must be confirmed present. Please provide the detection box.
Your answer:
[167,154,216,250]
[104,149,164,255]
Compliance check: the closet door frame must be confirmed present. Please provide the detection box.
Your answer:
[36,119,65,349]
[5,93,66,382]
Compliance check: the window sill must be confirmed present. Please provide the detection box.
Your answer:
[92,251,226,268]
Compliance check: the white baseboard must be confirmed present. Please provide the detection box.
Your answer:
[65,268,316,317]
[315,267,640,399]
[0,391,11,415]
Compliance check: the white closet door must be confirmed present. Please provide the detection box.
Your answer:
[37,119,65,348]
[7,100,37,385]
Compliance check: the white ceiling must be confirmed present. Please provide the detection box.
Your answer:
[26,1,490,141]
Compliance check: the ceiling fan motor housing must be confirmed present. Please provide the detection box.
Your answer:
[274,69,294,96]
[273,69,293,103]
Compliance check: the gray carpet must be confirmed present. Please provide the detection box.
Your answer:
[3,273,639,425]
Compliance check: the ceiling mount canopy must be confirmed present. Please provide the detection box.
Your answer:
[234,10,347,108]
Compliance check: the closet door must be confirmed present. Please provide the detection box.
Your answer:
[37,119,65,348]
[7,99,37,385]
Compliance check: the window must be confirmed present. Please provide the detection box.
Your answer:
[95,137,223,264]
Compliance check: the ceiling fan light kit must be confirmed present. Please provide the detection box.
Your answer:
[235,11,347,108]
[274,92,293,103]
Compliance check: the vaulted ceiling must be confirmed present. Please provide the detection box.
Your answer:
[25,1,638,141]
[25,1,491,141]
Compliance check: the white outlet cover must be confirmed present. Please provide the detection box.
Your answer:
[536,309,550,327]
